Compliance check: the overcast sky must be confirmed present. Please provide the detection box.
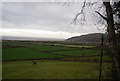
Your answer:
[1,1,104,39]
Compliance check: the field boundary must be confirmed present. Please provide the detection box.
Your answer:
[2,58,112,63]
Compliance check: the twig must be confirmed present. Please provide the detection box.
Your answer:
[95,11,107,21]
[71,0,86,25]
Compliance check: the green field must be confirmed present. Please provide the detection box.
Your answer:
[2,60,111,79]
[61,55,111,61]
[2,40,111,79]
[28,45,77,51]
[54,49,100,56]
[62,45,94,48]
[2,48,57,61]
[2,40,111,61]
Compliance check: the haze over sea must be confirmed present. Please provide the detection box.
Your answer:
[2,36,64,41]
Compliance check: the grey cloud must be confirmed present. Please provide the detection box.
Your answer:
[2,2,101,34]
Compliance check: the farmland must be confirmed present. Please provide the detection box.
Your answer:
[2,40,111,79]
[2,60,111,79]
[2,48,57,61]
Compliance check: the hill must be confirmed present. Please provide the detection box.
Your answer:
[66,33,108,42]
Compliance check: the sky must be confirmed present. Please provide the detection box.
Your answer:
[1,1,105,39]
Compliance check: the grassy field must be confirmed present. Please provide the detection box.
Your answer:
[2,41,100,61]
[27,45,77,51]
[2,60,111,79]
[61,55,111,61]
[2,40,111,79]
[2,48,58,61]
[54,49,100,56]
[62,45,94,48]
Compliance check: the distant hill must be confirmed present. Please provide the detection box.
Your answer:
[66,33,108,42]
[2,36,64,41]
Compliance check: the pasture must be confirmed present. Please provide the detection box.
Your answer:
[54,49,100,56]
[3,60,111,79]
[2,48,58,61]
[2,40,111,79]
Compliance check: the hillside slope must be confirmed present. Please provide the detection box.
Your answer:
[66,33,108,42]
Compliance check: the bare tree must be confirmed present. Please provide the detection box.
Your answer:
[103,2,117,48]
[72,0,117,48]
[71,0,119,80]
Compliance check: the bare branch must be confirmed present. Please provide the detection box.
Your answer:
[95,18,102,25]
[95,11,107,21]
[71,0,86,25]
[63,2,67,6]
[91,2,97,5]
[71,12,81,25]
[98,5,104,9]
[87,2,97,6]
[62,2,70,6]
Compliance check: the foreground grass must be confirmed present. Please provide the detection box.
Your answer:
[62,55,111,61]
[2,60,111,79]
